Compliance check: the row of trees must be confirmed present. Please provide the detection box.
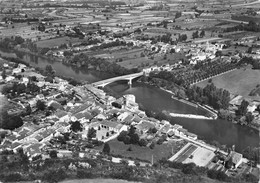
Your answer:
[148,60,237,89]
[224,20,260,33]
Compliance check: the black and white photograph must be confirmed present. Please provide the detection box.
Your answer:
[0,0,259,182]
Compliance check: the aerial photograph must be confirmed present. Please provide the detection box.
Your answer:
[0,0,259,182]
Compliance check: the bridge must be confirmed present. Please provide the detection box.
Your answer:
[91,72,143,87]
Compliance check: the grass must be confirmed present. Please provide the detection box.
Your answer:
[196,66,260,100]
[98,139,187,163]
[61,179,140,183]
[36,36,82,48]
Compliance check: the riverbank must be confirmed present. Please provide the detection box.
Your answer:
[160,87,218,119]
[169,112,214,120]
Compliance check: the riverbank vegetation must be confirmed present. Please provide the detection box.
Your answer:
[63,53,139,76]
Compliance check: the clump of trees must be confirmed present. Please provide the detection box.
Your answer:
[117,126,142,145]
[186,83,230,110]
[65,53,137,76]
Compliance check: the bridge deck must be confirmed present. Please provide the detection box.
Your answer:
[92,72,143,86]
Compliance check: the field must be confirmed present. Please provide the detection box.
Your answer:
[172,144,198,163]
[117,52,187,69]
[36,36,82,48]
[98,139,187,163]
[196,66,260,100]
[182,147,215,167]
[61,179,140,183]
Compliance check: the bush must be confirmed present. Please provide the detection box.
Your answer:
[138,139,148,146]
[4,173,22,182]
[149,142,155,149]
[117,131,128,141]
[76,170,94,179]
[43,168,67,183]
[207,169,229,181]
[182,163,197,175]
[123,135,131,144]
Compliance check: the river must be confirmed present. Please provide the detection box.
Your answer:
[0,50,259,153]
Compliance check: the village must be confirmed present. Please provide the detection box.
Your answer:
[0,58,258,181]
[0,0,259,182]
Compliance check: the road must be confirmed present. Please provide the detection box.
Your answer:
[232,0,260,7]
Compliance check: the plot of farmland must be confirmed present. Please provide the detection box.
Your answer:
[173,143,198,163]
[196,66,260,100]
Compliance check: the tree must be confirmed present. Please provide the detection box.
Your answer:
[247,46,253,54]
[237,99,249,116]
[103,143,110,154]
[14,36,25,44]
[117,131,127,141]
[49,150,57,158]
[225,158,233,169]
[36,100,46,111]
[245,112,254,124]
[1,69,6,79]
[192,31,199,39]
[215,50,222,57]
[138,139,148,146]
[175,11,182,19]
[63,50,73,57]
[1,110,23,130]
[45,65,55,76]
[71,121,83,132]
[87,127,96,139]
[182,163,197,175]
[200,30,205,38]
[25,105,32,115]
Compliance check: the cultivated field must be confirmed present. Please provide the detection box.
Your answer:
[36,36,82,48]
[196,66,260,100]
[173,144,198,163]
[61,178,140,183]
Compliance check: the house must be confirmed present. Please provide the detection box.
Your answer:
[5,76,15,82]
[25,143,45,159]
[177,128,188,136]
[135,120,156,133]
[57,150,73,158]
[185,132,198,140]
[99,120,127,133]
[71,111,92,123]
[230,151,243,169]
[229,95,243,108]
[55,109,70,122]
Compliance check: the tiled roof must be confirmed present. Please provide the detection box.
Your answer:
[25,143,43,157]
[136,121,155,131]
[55,110,68,118]
[231,152,243,165]
[100,120,122,130]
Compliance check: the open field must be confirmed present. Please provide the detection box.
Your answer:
[97,139,187,163]
[36,36,82,48]
[117,52,186,69]
[61,178,140,183]
[196,66,260,100]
